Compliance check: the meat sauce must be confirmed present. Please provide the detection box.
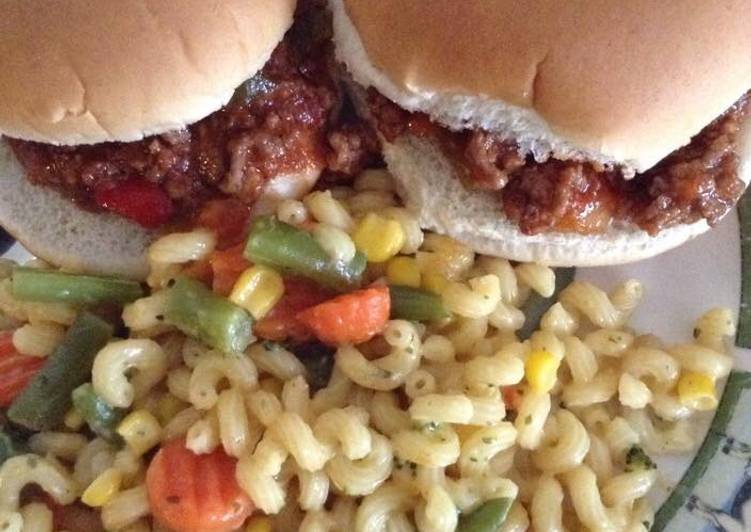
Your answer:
[7,5,378,229]
[369,91,748,236]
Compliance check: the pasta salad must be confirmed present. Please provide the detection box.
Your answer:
[0,169,735,532]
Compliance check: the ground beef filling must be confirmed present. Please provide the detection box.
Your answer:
[369,91,748,236]
[8,27,378,228]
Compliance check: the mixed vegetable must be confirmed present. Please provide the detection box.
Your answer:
[11,268,143,306]
[72,384,125,444]
[625,445,658,472]
[457,498,514,532]
[389,284,449,322]
[165,277,254,353]
[8,312,113,432]
[146,439,254,532]
[0,191,580,531]
[244,216,367,292]
[0,332,43,408]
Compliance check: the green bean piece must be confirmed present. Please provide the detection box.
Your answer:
[389,285,450,321]
[0,432,24,465]
[11,267,143,305]
[165,277,254,353]
[458,498,514,532]
[517,267,576,340]
[244,216,366,291]
[72,383,124,443]
[8,312,113,431]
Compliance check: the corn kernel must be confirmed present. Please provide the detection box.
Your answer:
[677,371,717,411]
[63,408,85,431]
[525,349,560,393]
[81,468,123,507]
[246,516,273,532]
[386,257,421,288]
[422,272,449,295]
[352,213,405,263]
[117,410,162,456]
[155,393,185,426]
[229,265,285,320]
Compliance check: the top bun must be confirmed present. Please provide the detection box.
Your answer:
[0,0,295,145]
[331,0,751,173]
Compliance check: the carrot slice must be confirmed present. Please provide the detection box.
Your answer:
[146,439,254,532]
[254,278,333,342]
[210,245,251,296]
[297,285,390,346]
[0,331,44,407]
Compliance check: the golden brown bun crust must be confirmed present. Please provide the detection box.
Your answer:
[340,0,751,171]
[0,0,295,145]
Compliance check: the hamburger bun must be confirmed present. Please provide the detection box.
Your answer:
[381,115,751,266]
[0,0,328,278]
[0,0,295,145]
[331,0,751,173]
[331,0,751,265]
[0,139,322,279]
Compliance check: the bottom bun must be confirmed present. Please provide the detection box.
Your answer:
[384,116,751,266]
[0,139,153,279]
[0,139,321,279]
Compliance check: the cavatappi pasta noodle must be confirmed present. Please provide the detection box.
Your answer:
[0,169,736,532]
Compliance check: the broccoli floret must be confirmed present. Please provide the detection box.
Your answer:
[625,445,657,472]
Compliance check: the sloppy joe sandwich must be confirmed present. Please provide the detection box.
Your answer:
[330,0,751,265]
[0,0,376,278]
